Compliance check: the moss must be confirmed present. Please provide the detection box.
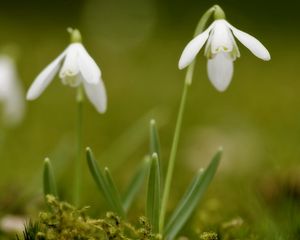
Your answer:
[16,196,260,240]
[199,232,218,240]
[17,195,161,240]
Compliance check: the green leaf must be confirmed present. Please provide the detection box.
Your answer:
[43,158,58,197]
[86,147,125,217]
[150,119,161,159]
[122,156,150,212]
[146,153,161,233]
[103,167,126,217]
[86,147,110,198]
[165,148,222,239]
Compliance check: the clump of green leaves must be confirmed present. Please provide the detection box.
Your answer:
[86,119,221,239]
[16,221,41,240]
[17,195,161,240]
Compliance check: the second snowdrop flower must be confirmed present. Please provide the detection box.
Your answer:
[26,28,107,113]
[0,55,25,126]
[179,6,270,91]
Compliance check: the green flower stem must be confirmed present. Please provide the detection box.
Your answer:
[74,86,84,206]
[159,79,189,233]
[68,28,83,205]
[159,6,217,233]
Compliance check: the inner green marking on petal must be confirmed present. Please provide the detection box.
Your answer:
[61,74,82,87]
[229,46,240,60]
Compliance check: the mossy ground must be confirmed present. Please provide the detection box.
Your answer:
[16,196,161,240]
[13,196,265,240]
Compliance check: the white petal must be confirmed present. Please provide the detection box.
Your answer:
[77,43,101,85]
[207,52,233,92]
[227,22,270,61]
[0,56,25,126]
[211,20,234,54]
[26,48,67,100]
[228,29,240,59]
[4,82,25,126]
[178,24,214,69]
[83,78,107,113]
[204,29,214,57]
[59,44,80,79]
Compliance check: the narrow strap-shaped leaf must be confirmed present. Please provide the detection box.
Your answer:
[164,169,204,239]
[86,147,111,200]
[43,158,58,197]
[104,167,126,217]
[150,119,161,159]
[165,148,222,239]
[122,156,150,212]
[146,153,161,233]
[86,147,124,216]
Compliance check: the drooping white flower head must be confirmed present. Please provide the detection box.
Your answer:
[0,55,25,126]
[0,215,26,233]
[179,7,270,91]
[26,28,107,113]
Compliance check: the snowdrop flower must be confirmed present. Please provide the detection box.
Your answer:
[0,215,26,233]
[26,28,107,113]
[0,55,25,126]
[179,7,270,91]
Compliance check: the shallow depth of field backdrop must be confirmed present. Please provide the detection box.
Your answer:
[0,0,299,239]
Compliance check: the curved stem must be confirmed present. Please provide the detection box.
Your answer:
[194,6,218,36]
[159,80,189,233]
[159,6,216,234]
[74,86,84,206]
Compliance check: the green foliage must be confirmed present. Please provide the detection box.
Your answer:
[87,147,155,220]
[86,147,126,217]
[146,153,161,233]
[149,119,161,159]
[43,158,58,198]
[17,195,161,240]
[103,167,126,217]
[165,149,222,239]
[16,221,41,240]
[122,157,150,212]
[146,119,162,234]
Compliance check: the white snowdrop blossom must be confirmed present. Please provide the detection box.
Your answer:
[179,19,271,91]
[0,55,25,126]
[0,215,26,233]
[26,36,107,113]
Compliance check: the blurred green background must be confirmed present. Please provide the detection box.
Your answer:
[0,0,299,239]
